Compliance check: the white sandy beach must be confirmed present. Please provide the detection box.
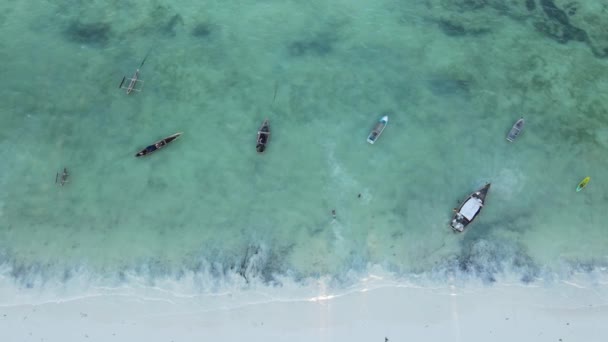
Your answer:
[1,279,606,342]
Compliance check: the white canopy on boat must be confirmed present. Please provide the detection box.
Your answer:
[460,197,482,221]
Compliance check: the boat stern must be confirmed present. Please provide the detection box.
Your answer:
[451,219,465,232]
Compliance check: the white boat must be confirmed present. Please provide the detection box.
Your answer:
[506,118,524,142]
[451,183,491,232]
[367,115,388,144]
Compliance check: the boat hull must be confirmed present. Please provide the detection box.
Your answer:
[576,177,590,192]
[135,133,182,157]
[450,183,491,232]
[367,115,388,144]
[506,118,524,142]
[256,119,270,153]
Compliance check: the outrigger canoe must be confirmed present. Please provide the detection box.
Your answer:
[367,115,388,144]
[451,183,491,233]
[55,167,69,186]
[506,117,525,142]
[256,119,270,153]
[135,132,182,157]
[576,176,590,192]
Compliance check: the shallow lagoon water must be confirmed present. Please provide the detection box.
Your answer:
[0,0,607,303]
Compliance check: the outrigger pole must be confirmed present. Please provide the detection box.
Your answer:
[272,81,278,103]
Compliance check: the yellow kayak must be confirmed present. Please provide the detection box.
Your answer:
[576,177,590,192]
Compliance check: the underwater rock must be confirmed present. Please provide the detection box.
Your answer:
[437,19,490,36]
[534,0,608,56]
[65,21,111,46]
[146,5,184,37]
[532,20,587,44]
[526,0,536,11]
[428,78,471,96]
[427,2,495,38]
[550,0,608,57]
[288,32,337,57]
[234,244,291,285]
[437,20,465,36]
[535,0,588,45]
[427,0,607,57]
[455,0,488,11]
[450,238,541,284]
[563,2,577,16]
[511,0,603,56]
[192,23,213,38]
[288,40,332,56]
[164,14,183,36]
[540,0,570,25]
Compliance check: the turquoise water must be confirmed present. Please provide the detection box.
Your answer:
[1,0,607,295]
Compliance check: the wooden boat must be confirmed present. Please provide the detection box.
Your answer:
[451,183,491,232]
[119,69,144,95]
[55,167,69,186]
[119,53,150,95]
[135,132,182,157]
[506,117,524,142]
[256,119,270,153]
[367,115,388,144]
[576,176,590,192]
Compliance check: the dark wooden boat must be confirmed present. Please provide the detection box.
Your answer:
[256,119,270,153]
[506,117,524,142]
[451,183,491,232]
[135,132,182,157]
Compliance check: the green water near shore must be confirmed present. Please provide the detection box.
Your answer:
[0,0,607,289]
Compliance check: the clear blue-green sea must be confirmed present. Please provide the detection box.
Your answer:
[0,0,607,303]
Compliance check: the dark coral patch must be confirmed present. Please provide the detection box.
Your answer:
[148,5,183,37]
[525,0,536,11]
[65,21,111,46]
[438,20,467,36]
[533,0,588,44]
[289,40,332,56]
[533,21,587,44]
[288,33,337,57]
[192,23,213,38]
[437,19,490,37]
[164,14,183,36]
[428,78,471,96]
[540,0,570,25]
[454,238,540,284]
[449,0,487,11]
